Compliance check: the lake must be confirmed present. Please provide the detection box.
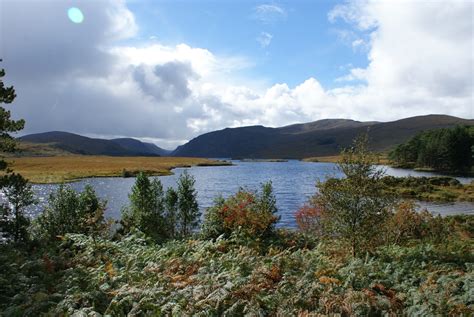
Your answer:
[27,161,474,228]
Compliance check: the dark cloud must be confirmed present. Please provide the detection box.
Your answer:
[132,61,197,101]
[0,0,131,82]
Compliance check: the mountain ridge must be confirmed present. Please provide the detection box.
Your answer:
[19,131,170,157]
[17,115,473,159]
[172,115,474,158]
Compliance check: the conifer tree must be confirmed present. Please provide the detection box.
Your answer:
[176,171,199,237]
[0,61,32,243]
[122,172,168,241]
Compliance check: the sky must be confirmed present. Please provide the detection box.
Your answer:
[0,0,473,149]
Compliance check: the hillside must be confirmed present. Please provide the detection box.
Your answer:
[111,138,171,156]
[18,131,169,157]
[172,115,474,158]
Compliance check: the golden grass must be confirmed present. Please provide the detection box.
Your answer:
[302,155,342,163]
[302,154,390,165]
[2,142,73,157]
[5,156,231,184]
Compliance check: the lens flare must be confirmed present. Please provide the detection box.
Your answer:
[67,7,84,24]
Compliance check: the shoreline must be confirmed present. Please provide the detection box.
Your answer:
[5,156,232,184]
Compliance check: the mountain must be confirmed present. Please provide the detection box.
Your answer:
[111,138,171,156]
[19,131,169,157]
[172,115,474,159]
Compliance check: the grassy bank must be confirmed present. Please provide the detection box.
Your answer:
[303,154,390,165]
[239,158,289,162]
[382,176,474,202]
[5,156,231,184]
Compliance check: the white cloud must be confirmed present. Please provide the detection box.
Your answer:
[330,0,473,116]
[2,0,472,149]
[257,32,273,48]
[335,67,367,82]
[253,4,287,24]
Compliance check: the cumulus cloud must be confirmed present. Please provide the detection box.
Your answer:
[329,0,473,116]
[1,0,472,149]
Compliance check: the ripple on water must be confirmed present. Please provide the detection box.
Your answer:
[19,161,474,228]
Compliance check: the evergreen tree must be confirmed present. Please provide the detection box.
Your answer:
[0,173,35,242]
[389,125,473,173]
[122,172,168,242]
[0,61,25,171]
[164,187,178,238]
[0,61,31,243]
[176,171,199,237]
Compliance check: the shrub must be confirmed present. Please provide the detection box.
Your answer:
[294,203,323,235]
[384,201,449,245]
[315,133,395,256]
[202,182,279,240]
[33,185,108,241]
[121,169,135,178]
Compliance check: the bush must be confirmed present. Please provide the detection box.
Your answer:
[202,182,279,240]
[315,134,395,257]
[33,185,109,241]
[294,203,324,235]
[121,169,135,178]
[384,201,449,245]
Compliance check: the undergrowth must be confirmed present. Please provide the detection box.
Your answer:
[1,231,472,316]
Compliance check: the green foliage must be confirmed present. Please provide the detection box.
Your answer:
[390,125,474,173]
[33,185,108,241]
[0,64,31,244]
[383,201,449,245]
[120,171,200,241]
[0,63,25,160]
[0,173,35,243]
[315,133,395,256]
[176,171,200,237]
[294,203,324,235]
[380,175,473,202]
[202,182,279,241]
[1,224,472,316]
[121,172,169,242]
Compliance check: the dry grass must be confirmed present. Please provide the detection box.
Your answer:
[302,154,390,165]
[5,156,231,184]
[2,142,73,157]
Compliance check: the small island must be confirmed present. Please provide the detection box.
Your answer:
[239,158,289,162]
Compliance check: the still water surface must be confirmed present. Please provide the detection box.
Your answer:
[29,161,474,228]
